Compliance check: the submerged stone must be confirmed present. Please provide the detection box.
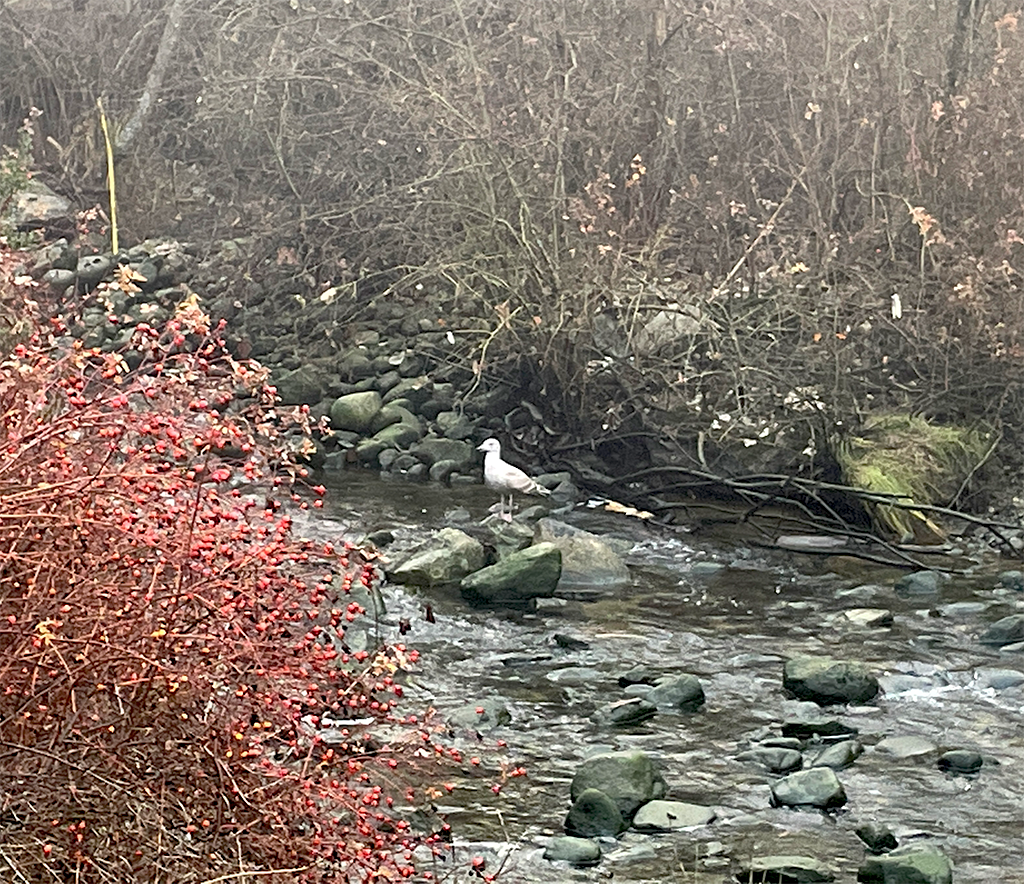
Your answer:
[570,751,668,819]
[875,735,937,759]
[783,656,880,705]
[782,719,859,740]
[808,739,863,771]
[770,767,847,810]
[389,528,485,587]
[631,799,715,831]
[857,844,952,884]
[894,570,948,595]
[736,746,804,773]
[591,696,657,727]
[979,613,1024,646]
[740,855,836,882]
[996,569,1024,591]
[543,836,601,866]
[856,823,898,854]
[646,673,706,711]
[564,788,626,837]
[937,748,983,774]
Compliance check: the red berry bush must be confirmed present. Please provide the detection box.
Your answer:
[0,255,426,882]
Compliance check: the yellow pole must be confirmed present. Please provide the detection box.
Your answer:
[96,99,119,254]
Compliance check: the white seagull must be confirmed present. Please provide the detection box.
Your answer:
[477,438,551,520]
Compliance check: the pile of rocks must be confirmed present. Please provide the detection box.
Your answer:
[15,234,560,486]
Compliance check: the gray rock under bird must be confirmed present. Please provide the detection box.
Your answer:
[477,438,551,520]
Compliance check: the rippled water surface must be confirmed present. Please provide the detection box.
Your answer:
[309,473,1024,883]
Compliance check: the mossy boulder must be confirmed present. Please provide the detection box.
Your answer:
[459,542,561,605]
[330,391,382,432]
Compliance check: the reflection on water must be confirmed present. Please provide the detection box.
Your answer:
[311,472,1024,883]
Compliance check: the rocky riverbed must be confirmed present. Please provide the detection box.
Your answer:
[295,471,1024,884]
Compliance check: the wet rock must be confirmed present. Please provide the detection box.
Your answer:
[459,542,562,605]
[535,519,631,589]
[781,719,858,740]
[548,634,585,653]
[894,570,948,595]
[996,569,1024,591]
[485,519,535,557]
[273,364,326,405]
[631,799,715,831]
[382,376,433,410]
[330,391,382,432]
[369,420,422,450]
[855,823,898,854]
[591,696,657,727]
[690,560,726,577]
[428,459,459,483]
[808,739,863,770]
[543,835,601,866]
[564,788,626,837]
[738,855,836,882]
[975,668,1024,690]
[570,751,668,819]
[364,529,394,547]
[337,348,374,380]
[770,767,847,810]
[435,411,475,440]
[447,698,511,731]
[129,258,162,292]
[736,746,803,773]
[395,351,426,378]
[389,528,485,587]
[783,656,880,705]
[937,748,983,774]
[645,673,706,711]
[350,328,380,347]
[875,735,937,759]
[857,844,952,884]
[375,370,401,395]
[413,437,475,469]
[979,613,1024,646]
[843,608,894,628]
[761,737,804,750]
[368,403,417,434]
[617,664,664,687]
[353,439,387,465]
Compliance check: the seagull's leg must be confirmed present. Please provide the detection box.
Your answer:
[502,493,513,522]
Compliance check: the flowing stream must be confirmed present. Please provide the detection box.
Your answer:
[307,473,1024,883]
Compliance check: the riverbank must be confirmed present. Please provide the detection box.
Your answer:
[11,227,1024,559]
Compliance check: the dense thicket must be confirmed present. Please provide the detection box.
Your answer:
[4,0,1023,478]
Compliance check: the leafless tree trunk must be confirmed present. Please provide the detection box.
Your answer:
[114,0,189,155]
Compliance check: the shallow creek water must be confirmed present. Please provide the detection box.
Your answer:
[308,473,1024,883]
